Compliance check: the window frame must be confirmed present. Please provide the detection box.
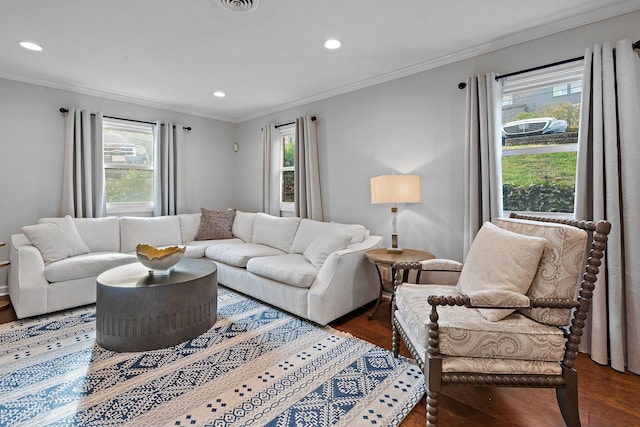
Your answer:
[278,125,295,214]
[501,62,583,217]
[102,118,156,216]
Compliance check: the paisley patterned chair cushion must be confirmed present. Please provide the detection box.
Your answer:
[441,355,562,375]
[394,283,566,362]
[494,218,588,326]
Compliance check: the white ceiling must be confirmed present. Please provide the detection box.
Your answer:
[2,0,639,122]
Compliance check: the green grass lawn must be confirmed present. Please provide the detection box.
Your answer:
[502,150,577,212]
[502,151,577,186]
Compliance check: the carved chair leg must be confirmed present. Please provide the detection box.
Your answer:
[392,318,400,358]
[426,356,442,427]
[426,390,439,427]
[556,368,581,427]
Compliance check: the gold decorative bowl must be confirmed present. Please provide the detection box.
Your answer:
[136,244,186,274]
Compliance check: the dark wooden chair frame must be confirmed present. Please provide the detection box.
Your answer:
[391,213,611,427]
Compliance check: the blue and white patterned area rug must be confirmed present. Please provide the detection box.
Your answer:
[0,288,424,426]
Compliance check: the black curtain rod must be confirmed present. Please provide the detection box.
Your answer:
[59,108,191,131]
[495,56,584,81]
[495,39,640,82]
[274,116,316,129]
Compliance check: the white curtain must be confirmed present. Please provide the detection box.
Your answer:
[61,108,105,218]
[575,39,640,374]
[463,73,504,255]
[153,122,186,216]
[261,123,280,216]
[294,116,323,221]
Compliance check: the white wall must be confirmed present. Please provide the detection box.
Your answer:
[234,10,640,261]
[0,80,235,291]
[1,10,638,293]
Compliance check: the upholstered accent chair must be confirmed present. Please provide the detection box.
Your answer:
[391,213,611,427]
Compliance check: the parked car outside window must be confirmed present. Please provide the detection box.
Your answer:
[502,117,568,139]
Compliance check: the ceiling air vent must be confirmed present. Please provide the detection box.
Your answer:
[217,0,260,13]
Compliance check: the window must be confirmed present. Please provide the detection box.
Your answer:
[552,84,569,97]
[552,82,583,97]
[570,81,582,94]
[501,62,583,215]
[502,94,513,107]
[103,119,155,215]
[278,125,295,213]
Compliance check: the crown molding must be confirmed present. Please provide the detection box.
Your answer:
[0,71,231,122]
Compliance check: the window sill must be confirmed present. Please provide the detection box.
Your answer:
[504,210,574,220]
[106,202,154,217]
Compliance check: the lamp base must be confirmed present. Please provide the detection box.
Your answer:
[387,232,403,253]
[386,247,404,254]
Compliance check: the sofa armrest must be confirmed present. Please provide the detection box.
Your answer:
[8,234,49,319]
[307,235,384,324]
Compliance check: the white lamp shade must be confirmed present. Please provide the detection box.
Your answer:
[370,175,421,204]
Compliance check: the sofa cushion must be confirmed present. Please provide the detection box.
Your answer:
[303,229,352,268]
[252,213,300,253]
[183,244,207,259]
[195,208,236,240]
[184,238,243,259]
[290,219,368,254]
[332,223,369,245]
[457,222,546,321]
[73,217,121,252]
[178,213,201,243]
[45,252,137,283]
[22,216,90,264]
[290,219,334,254]
[120,216,183,253]
[39,217,121,252]
[495,218,588,326]
[232,210,256,243]
[394,283,566,362]
[205,242,285,268]
[247,254,318,288]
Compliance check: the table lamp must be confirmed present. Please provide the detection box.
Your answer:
[370,174,421,253]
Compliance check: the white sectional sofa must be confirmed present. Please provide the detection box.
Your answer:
[9,211,382,324]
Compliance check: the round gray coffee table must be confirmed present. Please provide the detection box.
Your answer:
[96,258,217,352]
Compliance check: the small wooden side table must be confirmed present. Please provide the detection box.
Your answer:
[0,242,10,311]
[365,248,435,320]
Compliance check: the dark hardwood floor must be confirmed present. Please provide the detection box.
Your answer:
[1,294,639,426]
[0,295,14,324]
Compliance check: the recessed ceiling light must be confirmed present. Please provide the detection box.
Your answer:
[324,39,342,50]
[19,41,43,51]
[213,91,226,98]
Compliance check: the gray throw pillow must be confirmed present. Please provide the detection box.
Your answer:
[195,208,236,240]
